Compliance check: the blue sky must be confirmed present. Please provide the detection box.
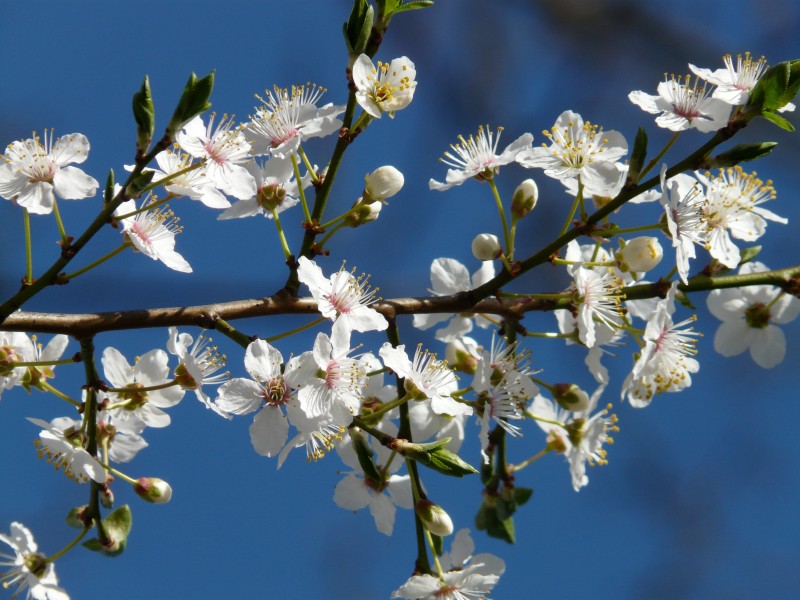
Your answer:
[2,1,800,598]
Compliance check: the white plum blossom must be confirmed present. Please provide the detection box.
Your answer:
[101,347,185,434]
[531,392,616,491]
[296,256,388,338]
[0,333,69,394]
[412,258,495,342]
[277,401,347,467]
[176,115,256,200]
[392,529,504,600]
[622,283,700,407]
[246,83,344,158]
[690,52,796,112]
[706,261,800,368]
[570,264,624,349]
[659,166,708,284]
[145,149,230,209]
[0,522,70,600]
[115,198,192,273]
[353,54,417,118]
[408,400,467,454]
[429,125,533,191]
[517,110,628,193]
[27,417,105,484]
[379,343,470,417]
[629,75,731,132]
[0,130,98,215]
[167,327,230,418]
[215,339,298,458]
[333,426,413,536]
[697,166,785,269]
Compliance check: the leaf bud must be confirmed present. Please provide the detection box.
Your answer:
[415,499,454,536]
[363,166,404,203]
[511,178,538,218]
[134,477,172,504]
[471,233,502,261]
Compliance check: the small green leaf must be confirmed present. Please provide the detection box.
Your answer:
[474,500,515,543]
[343,0,375,56]
[166,71,215,138]
[398,437,478,477]
[350,427,382,482]
[82,505,132,557]
[710,142,778,167]
[739,245,762,265]
[132,76,155,153]
[514,486,534,507]
[387,0,434,14]
[125,171,155,198]
[761,111,795,132]
[104,169,115,205]
[628,127,647,184]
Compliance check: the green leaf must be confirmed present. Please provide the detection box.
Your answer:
[125,170,155,198]
[748,60,800,115]
[710,142,778,167]
[388,0,434,13]
[82,505,132,557]
[398,437,478,477]
[474,500,515,543]
[104,169,115,205]
[761,111,795,132]
[350,427,382,482]
[739,245,762,265]
[628,127,647,184]
[514,486,534,507]
[166,71,215,138]
[343,0,375,56]
[132,76,155,153]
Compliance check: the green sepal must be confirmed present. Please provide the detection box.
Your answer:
[343,0,374,57]
[383,0,434,16]
[166,71,215,138]
[65,506,90,529]
[125,171,155,198]
[350,427,382,483]
[104,169,115,206]
[399,437,478,477]
[132,76,155,153]
[627,127,647,184]
[82,505,132,557]
[709,142,778,167]
[513,486,534,507]
[760,111,794,132]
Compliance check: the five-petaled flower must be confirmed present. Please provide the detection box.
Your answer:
[353,54,417,118]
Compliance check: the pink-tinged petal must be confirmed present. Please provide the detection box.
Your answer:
[215,378,264,415]
[333,472,372,510]
[312,332,333,368]
[250,405,288,456]
[430,258,471,294]
[52,165,98,200]
[368,492,396,536]
[750,326,785,368]
[713,320,752,357]
[244,339,283,382]
[296,257,330,298]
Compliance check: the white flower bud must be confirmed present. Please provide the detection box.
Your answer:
[511,178,538,218]
[415,499,454,536]
[364,166,404,203]
[471,233,501,261]
[616,236,663,273]
[134,477,173,504]
[553,383,590,412]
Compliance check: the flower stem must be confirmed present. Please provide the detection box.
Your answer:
[38,380,82,408]
[292,153,313,224]
[317,222,347,249]
[297,146,319,185]
[62,242,130,281]
[365,393,412,422]
[106,379,181,393]
[51,198,69,246]
[488,179,511,255]
[511,447,552,472]
[611,223,663,235]
[143,161,203,194]
[271,208,292,260]
[265,316,327,343]
[114,193,176,220]
[47,527,90,562]
[214,318,253,349]
[560,185,582,237]
[641,131,681,179]
[23,208,33,285]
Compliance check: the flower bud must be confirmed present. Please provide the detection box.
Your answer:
[134,477,172,504]
[511,178,538,218]
[445,338,479,375]
[363,166,404,203]
[471,233,501,261]
[346,197,382,227]
[101,487,115,509]
[553,383,590,412]
[415,499,454,536]
[616,237,663,273]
